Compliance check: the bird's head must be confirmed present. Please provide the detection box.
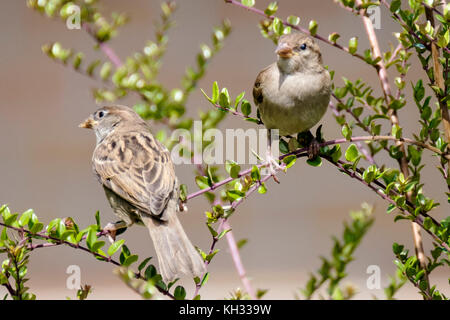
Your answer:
[79,105,145,143]
[276,32,323,74]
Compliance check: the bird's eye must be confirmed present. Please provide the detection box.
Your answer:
[98,111,105,118]
[298,43,307,51]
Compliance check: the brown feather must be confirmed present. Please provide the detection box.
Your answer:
[83,105,206,282]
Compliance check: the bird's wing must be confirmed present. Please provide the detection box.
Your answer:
[93,130,176,218]
[252,64,272,106]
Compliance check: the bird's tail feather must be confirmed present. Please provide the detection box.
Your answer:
[141,199,206,283]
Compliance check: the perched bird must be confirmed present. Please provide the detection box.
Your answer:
[79,105,205,282]
[253,32,331,174]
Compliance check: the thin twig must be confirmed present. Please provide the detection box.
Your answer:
[82,23,123,68]
[0,222,175,299]
[323,157,450,252]
[186,135,446,202]
[224,0,368,63]
[356,0,430,297]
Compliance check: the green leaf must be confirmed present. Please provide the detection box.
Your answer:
[251,165,261,181]
[219,88,230,109]
[138,257,152,272]
[107,239,125,256]
[234,92,245,108]
[201,272,210,286]
[237,238,248,249]
[195,176,210,189]
[179,184,188,202]
[86,228,97,250]
[391,124,402,139]
[212,81,219,103]
[309,20,318,36]
[287,15,300,26]
[217,228,231,239]
[345,144,359,162]
[100,62,112,80]
[437,30,449,48]
[282,155,297,169]
[241,100,251,116]
[307,157,322,167]
[390,0,401,12]
[341,124,352,140]
[207,223,218,237]
[230,164,241,179]
[1,227,7,241]
[423,217,432,230]
[331,144,342,162]
[328,32,340,44]
[445,3,450,20]
[348,37,358,55]
[174,285,186,300]
[256,289,268,299]
[241,0,255,7]
[30,222,44,234]
[18,210,33,227]
[122,254,139,267]
[279,139,289,154]
[258,183,267,194]
[264,2,278,16]
[205,249,219,262]
[73,52,83,70]
[91,241,105,253]
[4,212,18,226]
[413,80,425,102]
[95,211,101,230]
[272,17,283,35]
[392,242,404,255]
[145,264,157,279]
[87,60,100,76]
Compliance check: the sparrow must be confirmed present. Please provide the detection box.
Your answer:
[253,32,331,175]
[79,105,205,282]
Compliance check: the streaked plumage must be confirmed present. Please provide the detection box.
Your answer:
[80,105,205,282]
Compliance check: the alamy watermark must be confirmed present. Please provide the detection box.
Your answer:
[368,5,381,30]
[366,265,381,290]
[65,4,81,30]
[168,121,280,166]
[66,264,81,290]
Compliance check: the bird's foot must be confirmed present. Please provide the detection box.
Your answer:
[297,126,323,160]
[308,138,320,160]
[104,223,118,243]
[103,221,127,243]
[179,202,188,212]
[262,153,284,184]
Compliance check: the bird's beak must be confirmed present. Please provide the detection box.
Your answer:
[78,117,97,129]
[276,42,296,58]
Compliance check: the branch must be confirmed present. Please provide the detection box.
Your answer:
[323,157,450,252]
[224,0,368,64]
[424,6,450,146]
[0,221,175,299]
[212,102,263,125]
[380,0,450,55]
[186,135,447,202]
[356,0,430,296]
[82,23,123,68]
[192,172,274,299]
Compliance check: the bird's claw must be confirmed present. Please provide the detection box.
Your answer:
[262,153,283,184]
[308,138,320,160]
[104,222,118,243]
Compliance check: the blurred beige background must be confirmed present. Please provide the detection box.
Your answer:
[0,0,448,299]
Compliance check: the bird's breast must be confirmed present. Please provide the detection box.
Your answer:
[259,71,330,135]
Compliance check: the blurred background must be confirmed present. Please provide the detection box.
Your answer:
[0,0,448,299]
